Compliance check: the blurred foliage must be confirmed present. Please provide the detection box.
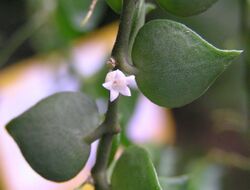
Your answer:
[159,175,189,190]
[0,0,107,67]
[26,0,105,52]
[106,0,122,14]
[0,0,34,66]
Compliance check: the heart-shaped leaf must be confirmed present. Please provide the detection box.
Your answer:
[128,0,146,55]
[111,146,162,190]
[6,92,99,182]
[156,0,218,17]
[106,0,123,14]
[132,20,242,108]
[159,176,189,190]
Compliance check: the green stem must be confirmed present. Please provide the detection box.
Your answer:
[91,100,119,190]
[112,0,139,75]
[91,1,142,189]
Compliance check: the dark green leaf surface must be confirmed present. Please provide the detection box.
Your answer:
[129,0,146,55]
[132,20,242,108]
[111,146,162,190]
[106,0,123,14]
[156,0,218,17]
[6,92,99,182]
[159,176,189,190]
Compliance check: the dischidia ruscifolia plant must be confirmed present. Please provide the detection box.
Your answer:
[6,0,243,190]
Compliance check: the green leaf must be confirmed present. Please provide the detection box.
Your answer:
[111,146,162,190]
[132,19,242,108]
[106,0,123,14]
[159,176,189,190]
[6,92,99,182]
[155,0,218,17]
[128,0,146,55]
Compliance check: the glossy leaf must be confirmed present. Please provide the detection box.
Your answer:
[156,0,218,17]
[106,0,123,14]
[111,146,162,190]
[132,20,242,108]
[159,176,189,190]
[6,92,99,182]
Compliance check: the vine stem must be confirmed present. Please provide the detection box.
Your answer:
[91,1,139,190]
[112,0,139,75]
[91,99,119,190]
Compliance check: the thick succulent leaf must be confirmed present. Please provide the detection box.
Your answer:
[132,20,242,108]
[111,146,162,190]
[129,0,146,55]
[106,0,123,14]
[156,0,218,17]
[159,176,189,190]
[6,92,99,182]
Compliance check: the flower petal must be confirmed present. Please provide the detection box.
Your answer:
[115,69,126,80]
[119,86,131,97]
[126,75,136,86]
[105,71,116,83]
[102,81,113,90]
[110,90,119,102]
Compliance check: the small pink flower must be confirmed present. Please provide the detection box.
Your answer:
[103,69,135,102]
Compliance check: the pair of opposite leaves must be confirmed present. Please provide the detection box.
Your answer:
[7,6,241,187]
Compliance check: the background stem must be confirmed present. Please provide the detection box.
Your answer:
[239,0,250,127]
[0,12,47,68]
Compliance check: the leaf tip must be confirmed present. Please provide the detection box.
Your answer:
[231,49,243,55]
[218,49,243,66]
[223,49,243,57]
[5,119,14,135]
[145,3,156,14]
